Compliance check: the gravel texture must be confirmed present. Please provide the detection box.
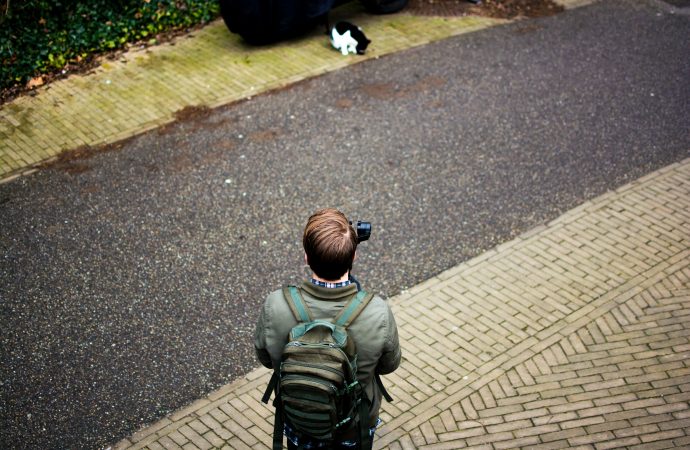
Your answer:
[1,0,689,448]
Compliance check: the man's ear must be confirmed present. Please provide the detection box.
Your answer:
[304,252,309,265]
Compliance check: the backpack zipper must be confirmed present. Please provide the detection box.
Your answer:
[286,341,343,349]
[282,375,339,394]
[281,361,346,379]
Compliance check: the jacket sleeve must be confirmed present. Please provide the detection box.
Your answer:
[377,303,402,375]
[254,300,273,369]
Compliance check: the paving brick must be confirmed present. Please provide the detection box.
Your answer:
[419,422,439,444]
[580,364,622,378]
[218,404,252,428]
[166,431,188,446]
[178,425,212,450]
[157,436,183,449]
[146,441,166,450]
[200,430,224,448]
[502,407,550,422]
[630,414,673,426]
[533,411,579,426]
[548,400,594,414]
[561,416,606,429]
[465,431,514,446]
[513,424,560,438]
[540,427,587,442]
[613,424,661,438]
[672,404,690,422]
[221,419,259,447]
[610,382,658,397]
[527,440,571,450]
[639,429,685,443]
[561,374,603,388]
[494,436,542,449]
[652,375,690,389]
[477,403,524,419]
[647,402,689,415]
[409,427,427,447]
[223,437,252,450]
[521,397,565,411]
[623,398,667,410]
[658,416,690,431]
[585,419,632,434]
[568,430,616,445]
[567,389,612,402]
[207,408,230,425]
[624,372,670,385]
[486,419,532,434]
[594,436,642,449]
[437,410,457,433]
[187,420,209,436]
[673,435,690,447]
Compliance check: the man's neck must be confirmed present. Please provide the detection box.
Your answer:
[312,272,349,284]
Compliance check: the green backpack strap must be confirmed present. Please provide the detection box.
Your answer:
[283,285,313,322]
[377,373,394,402]
[334,290,375,328]
[334,290,395,403]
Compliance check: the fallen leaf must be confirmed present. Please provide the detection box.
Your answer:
[27,76,44,88]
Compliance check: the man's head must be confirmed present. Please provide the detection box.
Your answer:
[303,208,357,281]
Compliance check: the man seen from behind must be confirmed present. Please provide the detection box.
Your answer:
[255,208,402,449]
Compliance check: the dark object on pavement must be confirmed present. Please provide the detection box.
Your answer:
[362,0,409,13]
[219,0,408,44]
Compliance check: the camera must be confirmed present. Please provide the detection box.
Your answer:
[350,220,371,243]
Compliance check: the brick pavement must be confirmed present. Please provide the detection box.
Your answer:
[112,158,690,449]
[0,0,593,183]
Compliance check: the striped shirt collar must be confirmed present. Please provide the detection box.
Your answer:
[310,278,351,289]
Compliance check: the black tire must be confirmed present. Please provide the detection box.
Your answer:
[219,0,334,45]
[360,0,408,14]
[219,0,278,45]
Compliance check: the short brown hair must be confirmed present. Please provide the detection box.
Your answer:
[303,208,357,281]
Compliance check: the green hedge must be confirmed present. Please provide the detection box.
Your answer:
[0,0,220,92]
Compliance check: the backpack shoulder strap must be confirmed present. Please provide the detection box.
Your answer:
[334,290,375,328]
[282,285,313,322]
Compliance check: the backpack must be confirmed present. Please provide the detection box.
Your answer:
[262,285,381,449]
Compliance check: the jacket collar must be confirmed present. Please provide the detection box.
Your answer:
[300,280,358,301]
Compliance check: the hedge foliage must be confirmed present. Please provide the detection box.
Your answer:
[0,0,220,91]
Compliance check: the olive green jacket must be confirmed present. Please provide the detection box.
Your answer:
[254,280,402,424]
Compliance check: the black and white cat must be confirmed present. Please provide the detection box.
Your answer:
[330,21,371,55]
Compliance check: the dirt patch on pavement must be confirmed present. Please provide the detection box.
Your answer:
[359,75,447,101]
[406,0,564,18]
[248,129,281,143]
[173,105,213,122]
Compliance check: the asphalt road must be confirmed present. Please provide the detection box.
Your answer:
[1,0,689,448]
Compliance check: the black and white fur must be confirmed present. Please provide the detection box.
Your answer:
[330,21,371,55]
